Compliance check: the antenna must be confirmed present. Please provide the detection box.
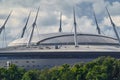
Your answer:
[73,7,78,47]
[93,10,101,34]
[106,7,120,45]
[0,11,12,35]
[59,12,62,32]
[28,7,39,46]
[21,11,31,38]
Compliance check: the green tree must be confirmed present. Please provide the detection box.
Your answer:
[71,64,84,80]
[39,68,51,80]
[0,56,119,80]
[22,70,40,80]
[95,56,120,80]
[6,64,25,80]
[49,67,61,80]
[58,64,75,80]
[0,68,7,80]
[86,65,108,80]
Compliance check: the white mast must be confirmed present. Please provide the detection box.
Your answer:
[0,11,12,35]
[106,7,120,45]
[28,7,39,47]
[0,11,12,47]
[93,10,101,34]
[73,7,78,47]
[59,12,62,32]
[21,11,31,38]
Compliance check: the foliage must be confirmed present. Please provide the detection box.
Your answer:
[22,70,40,80]
[0,56,119,80]
[0,64,25,80]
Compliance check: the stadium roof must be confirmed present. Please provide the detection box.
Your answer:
[8,32,119,47]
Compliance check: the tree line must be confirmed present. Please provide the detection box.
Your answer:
[0,56,120,80]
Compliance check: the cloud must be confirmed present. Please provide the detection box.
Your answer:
[107,1,120,15]
[101,16,120,27]
[0,0,120,48]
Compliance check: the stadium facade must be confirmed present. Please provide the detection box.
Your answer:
[0,7,120,69]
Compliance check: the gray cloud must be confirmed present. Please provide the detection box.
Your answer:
[0,0,120,48]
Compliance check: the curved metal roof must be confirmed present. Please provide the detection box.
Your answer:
[37,33,119,45]
[8,32,119,47]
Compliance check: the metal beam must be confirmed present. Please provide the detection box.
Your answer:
[73,7,78,47]
[28,7,40,46]
[93,10,101,34]
[0,11,12,35]
[106,7,120,45]
[59,12,62,32]
[21,11,31,38]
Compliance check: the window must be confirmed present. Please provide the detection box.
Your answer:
[26,61,29,63]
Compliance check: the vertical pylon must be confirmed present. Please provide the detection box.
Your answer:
[59,12,62,32]
[0,11,12,35]
[73,7,78,47]
[21,11,31,38]
[28,7,39,46]
[93,10,101,34]
[106,7,120,45]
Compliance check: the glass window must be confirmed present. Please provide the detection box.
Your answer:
[26,61,29,63]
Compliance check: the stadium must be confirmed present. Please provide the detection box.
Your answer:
[0,7,120,69]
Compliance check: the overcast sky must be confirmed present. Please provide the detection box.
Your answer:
[0,0,120,47]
